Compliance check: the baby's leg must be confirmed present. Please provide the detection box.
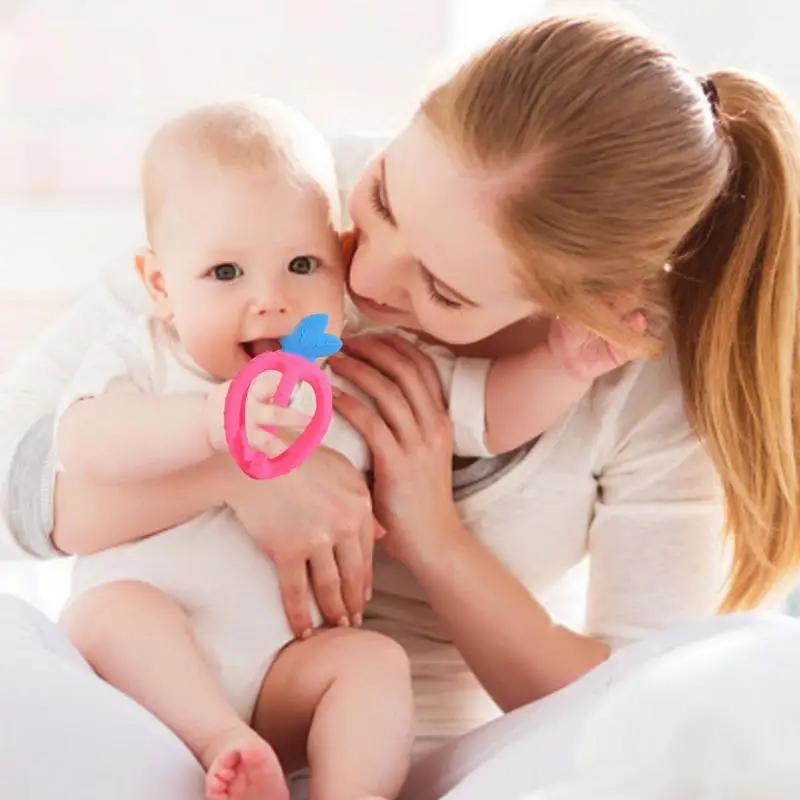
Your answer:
[61,580,288,800]
[253,628,414,800]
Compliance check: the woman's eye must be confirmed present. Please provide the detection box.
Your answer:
[424,270,462,310]
[210,262,242,281]
[288,255,319,275]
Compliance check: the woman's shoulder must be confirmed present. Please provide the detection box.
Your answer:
[599,342,685,408]
[584,343,699,457]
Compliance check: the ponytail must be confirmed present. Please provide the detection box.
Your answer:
[670,72,800,610]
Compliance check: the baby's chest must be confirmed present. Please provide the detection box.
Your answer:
[151,352,218,395]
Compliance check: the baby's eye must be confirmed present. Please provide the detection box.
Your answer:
[288,256,319,275]
[210,262,243,281]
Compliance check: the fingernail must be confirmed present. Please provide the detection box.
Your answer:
[353,613,363,627]
[331,387,342,397]
[338,616,350,628]
[301,628,313,640]
[365,587,373,602]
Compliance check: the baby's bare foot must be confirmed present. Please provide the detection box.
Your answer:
[204,735,287,800]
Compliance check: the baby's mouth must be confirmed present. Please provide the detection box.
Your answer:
[240,338,281,359]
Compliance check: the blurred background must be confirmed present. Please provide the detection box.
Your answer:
[0,0,798,615]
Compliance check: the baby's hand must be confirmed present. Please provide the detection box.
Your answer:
[548,313,646,382]
[243,372,311,455]
[204,374,311,455]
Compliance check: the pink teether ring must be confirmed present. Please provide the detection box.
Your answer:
[223,313,342,479]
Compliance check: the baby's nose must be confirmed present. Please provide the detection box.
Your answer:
[250,293,289,316]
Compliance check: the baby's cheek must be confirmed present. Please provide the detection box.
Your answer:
[179,318,241,380]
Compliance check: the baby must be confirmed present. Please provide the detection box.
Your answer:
[55,99,632,800]
[56,100,416,800]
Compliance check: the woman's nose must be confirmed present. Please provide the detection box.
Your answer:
[351,232,406,304]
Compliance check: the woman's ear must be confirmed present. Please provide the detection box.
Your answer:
[136,248,172,321]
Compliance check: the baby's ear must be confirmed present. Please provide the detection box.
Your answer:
[134,250,147,281]
[137,248,172,320]
[339,229,357,265]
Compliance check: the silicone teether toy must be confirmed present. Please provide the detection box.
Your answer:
[224,313,343,479]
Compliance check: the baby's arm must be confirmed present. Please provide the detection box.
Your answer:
[484,317,644,454]
[56,330,305,485]
[420,315,640,457]
[483,343,591,455]
[57,385,227,484]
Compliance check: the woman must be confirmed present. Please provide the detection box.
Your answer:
[1,11,798,799]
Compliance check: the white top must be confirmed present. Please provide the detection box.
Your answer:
[0,255,733,747]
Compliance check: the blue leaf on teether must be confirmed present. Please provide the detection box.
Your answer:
[279,314,343,362]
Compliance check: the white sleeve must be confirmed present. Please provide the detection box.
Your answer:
[0,258,149,555]
[52,322,155,470]
[585,361,728,650]
[417,343,493,459]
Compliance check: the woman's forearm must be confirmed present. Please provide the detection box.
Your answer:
[405,518,610,711]
[52,452,234,555]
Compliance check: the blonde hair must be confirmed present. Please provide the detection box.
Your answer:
[423,15,800,610]
[142,98,339,245]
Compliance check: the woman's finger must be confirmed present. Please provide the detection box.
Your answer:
[308,545,349,628]
[360,517,378,603]
[334,538,366,625]
[331,391,399,466]
[373,334,447,412]
[343,335,446,434]
[274,555,315,639]
[328,353,420,443]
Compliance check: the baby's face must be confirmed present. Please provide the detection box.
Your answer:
[146,164,346,380]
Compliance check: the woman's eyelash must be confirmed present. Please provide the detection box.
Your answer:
[423,271,462,310]
[369,178,393,223]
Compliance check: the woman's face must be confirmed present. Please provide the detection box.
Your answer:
[347,118,537,344]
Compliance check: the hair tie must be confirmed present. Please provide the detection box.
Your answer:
[700,76,721,119]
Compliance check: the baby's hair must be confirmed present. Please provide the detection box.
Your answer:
[142,98,339,245]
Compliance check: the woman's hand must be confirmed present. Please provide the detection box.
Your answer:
[328,334,460,565]
[224,447,381,637]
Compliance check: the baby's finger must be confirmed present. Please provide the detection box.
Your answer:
[249,404,311,430]
[246,428,288,456]
[626,311,647,334]
[249,371,283,402]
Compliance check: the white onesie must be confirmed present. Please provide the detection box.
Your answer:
[55,315,490,721]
